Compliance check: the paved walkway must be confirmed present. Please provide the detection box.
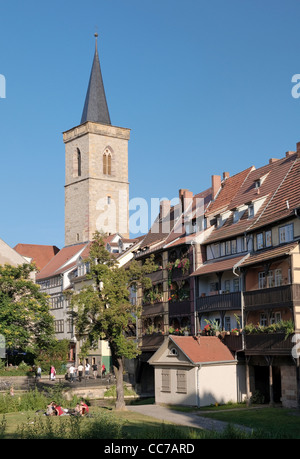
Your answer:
[127,404,253,434]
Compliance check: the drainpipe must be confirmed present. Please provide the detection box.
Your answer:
[191,241,197,336]
[196,364,201,408]
[232,254,249,352]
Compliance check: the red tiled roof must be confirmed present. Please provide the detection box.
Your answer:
[228,154,296,211]
[170,336,235,363]
[249,158,300,230]
[239,242,299,267]
[207,167,253,215]
[14,244,60,270]
[191,254,247,276]
[36,243,88,279]
[203,154,299,244]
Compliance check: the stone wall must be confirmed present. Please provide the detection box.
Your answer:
[281,365,298,408]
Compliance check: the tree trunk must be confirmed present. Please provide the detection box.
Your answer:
[114,357,126,411]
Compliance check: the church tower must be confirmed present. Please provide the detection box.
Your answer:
[63,35,130,246]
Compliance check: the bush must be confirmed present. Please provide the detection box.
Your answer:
[104,384,136,398]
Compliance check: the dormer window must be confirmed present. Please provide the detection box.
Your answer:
[248,204,254,219]
[254,179,261,189]
[233,210,239,223]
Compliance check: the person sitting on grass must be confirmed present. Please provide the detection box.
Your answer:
[79,400,89,416]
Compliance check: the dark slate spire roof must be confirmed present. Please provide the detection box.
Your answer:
[81,34,111,125]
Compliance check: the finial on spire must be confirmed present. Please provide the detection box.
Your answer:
[94,32,98,51]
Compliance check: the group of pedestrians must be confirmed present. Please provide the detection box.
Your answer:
[67,362,106,382]
[35,362,108,384]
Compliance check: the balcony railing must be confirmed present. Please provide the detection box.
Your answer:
[244,284,300,311]
[220,332,294,355]
[146,269,164,284]
[139,333,165,350]
[169,300,191,317]
[141,302,165,316]
[244,333,294,355]
[196,291,241,312]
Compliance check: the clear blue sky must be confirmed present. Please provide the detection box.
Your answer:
[1,0,300,249]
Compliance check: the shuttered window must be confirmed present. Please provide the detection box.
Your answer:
[161,369,171,392]
[176,370,187,394]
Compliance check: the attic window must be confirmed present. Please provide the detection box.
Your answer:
[254,179,261,189]
[233,210,239,223]
[248,204,254,219]
[169,348,178,356]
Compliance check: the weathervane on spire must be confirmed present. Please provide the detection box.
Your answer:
[94,28,98,51]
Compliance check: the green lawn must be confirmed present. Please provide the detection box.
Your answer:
[2,401,300,439]
[198,406,300,438]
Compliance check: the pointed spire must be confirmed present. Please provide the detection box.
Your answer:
[81,34,111,125]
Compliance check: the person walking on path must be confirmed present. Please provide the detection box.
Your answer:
[77,363,84,382]
[101,364,106,378]
[36,365,42,382]
[85,362,90,379]
[50,365,56,381]
[69,364,75,383]
[92,363,98,379]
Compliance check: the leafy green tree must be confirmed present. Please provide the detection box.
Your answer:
[0,264,55,361]
[70,232,156,410]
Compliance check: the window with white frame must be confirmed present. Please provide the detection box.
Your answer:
[265,230,272,247]
[54,320,64,333]
[213,243,220,258]
[257,233,264,250]
[270,312,281,324]
[233,278,240,292]
[260,313,267,327]
[225,240,231,255]
[258,272,266,289]
[224,280,231,293]
[231,239,237,254]
[267,270,274,288]
[225,316,231,331]
[279,223,293,244]
[275,269,282,287]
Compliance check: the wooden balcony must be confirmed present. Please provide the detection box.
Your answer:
[196,291,241,313]
[169,300,191,317]
[139,333,165,351]
[244,333,294,355]
[171,267,189,280]
[146,269,164,284]
[221,334,243,352]
[220,332,294,355]
[141,302,165,316]
[244,284,300,311]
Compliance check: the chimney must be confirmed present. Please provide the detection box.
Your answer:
[160,200,170,219]
[269,158,279,164]
[211,175,221,199]
[286,151,296,157]
[297,142,300,157]
[223,172,230,180]
[179,189,193,214]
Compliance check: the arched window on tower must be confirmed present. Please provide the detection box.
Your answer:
[103,149,112,175]
[77,148,81,177]
[103,153,107,174]
[107,153,111,175]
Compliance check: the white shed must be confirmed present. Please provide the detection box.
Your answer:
[148,335,246,407]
